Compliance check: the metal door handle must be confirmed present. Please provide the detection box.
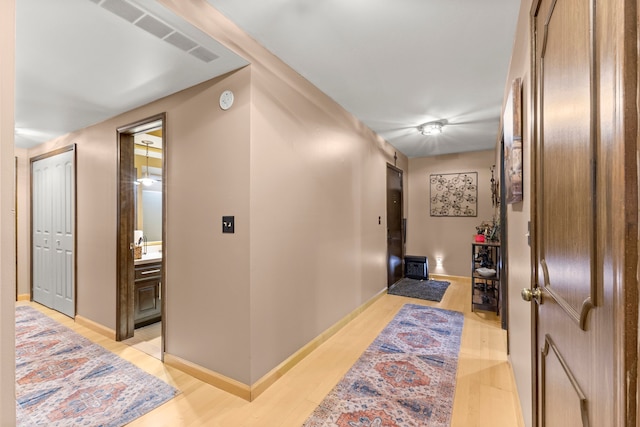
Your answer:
[521,287,543,304]
[141,269,160,275]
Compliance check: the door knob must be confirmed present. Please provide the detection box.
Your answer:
[521,287,542,304]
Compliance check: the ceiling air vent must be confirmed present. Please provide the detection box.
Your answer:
[91,0,219,63]
[101,0,144,23]
[135,15,173,39]
[189,47,219,63]
[164,32,198,52]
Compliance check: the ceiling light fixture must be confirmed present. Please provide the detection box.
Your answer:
[420,121,444,135]
[136,140,156,186]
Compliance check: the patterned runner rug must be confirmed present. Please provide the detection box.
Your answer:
[303,304,464,427]
[15,305,178,426]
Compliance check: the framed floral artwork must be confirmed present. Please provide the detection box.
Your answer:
[429,172,477,217]
[504,77,523,204]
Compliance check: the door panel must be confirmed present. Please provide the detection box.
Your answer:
[538,0,594,328]
[53,156,75,315]
[530,0,637,425]
[32,157,53,307]
[117,131,136,340]
[386,164,403,287]
[533,0,597,423]
[541,336,588,424]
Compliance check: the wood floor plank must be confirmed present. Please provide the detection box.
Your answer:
[16,276,525,426]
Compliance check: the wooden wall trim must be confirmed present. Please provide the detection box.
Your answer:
[75,314,116,341]
[164,353,252,401]
[29,143,75,163]
[250,287,387,400]
[165,288,387,401]
[430,274,470,282]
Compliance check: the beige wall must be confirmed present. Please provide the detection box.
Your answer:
[406,150,497,277]
[0,0,16,422]
[501,0,533,425]
[9,0,538,407]
[19,70,255,383]
[248,57,397,383]
[15,0,408,387]
[164,68,252,383]
[159,0,407,384]
[25,117,119,329]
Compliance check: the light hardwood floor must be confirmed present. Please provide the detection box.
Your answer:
[17,276,525,426]
[123,321,162,360]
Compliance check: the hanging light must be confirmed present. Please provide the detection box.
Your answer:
[136,140,156,186]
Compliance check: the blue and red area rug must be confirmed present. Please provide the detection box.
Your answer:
[15,305,178,426]
[303,304,464,427]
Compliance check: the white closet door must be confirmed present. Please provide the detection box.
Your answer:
[32,149,75,317]
[32,157,53,308]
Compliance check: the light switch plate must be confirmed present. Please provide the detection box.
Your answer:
[222,216,234,233]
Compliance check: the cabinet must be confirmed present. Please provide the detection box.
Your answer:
[134,261,162,327]
[471,241,500,313]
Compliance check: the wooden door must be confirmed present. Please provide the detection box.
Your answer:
[117,129,136,341]
[529,0,637,425]
[386,164,403,287]
[32,147,75,317]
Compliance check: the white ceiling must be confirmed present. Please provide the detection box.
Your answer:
[205,0,521,157]
[16,0,520,158]
[15,0,248,148]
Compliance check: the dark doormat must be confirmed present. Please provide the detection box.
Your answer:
[388,277,451,302]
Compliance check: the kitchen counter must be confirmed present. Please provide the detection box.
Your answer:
[134,252,162,265]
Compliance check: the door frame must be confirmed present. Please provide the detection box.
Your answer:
[30,144,77,316]
[386,163,404,287]
[116,113,166,345]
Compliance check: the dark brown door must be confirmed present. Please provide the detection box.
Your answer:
[386,164,403,287]
[116,130,136,341]
[528,0,637,425]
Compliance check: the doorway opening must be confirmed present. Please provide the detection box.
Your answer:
[116,114,165,361]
